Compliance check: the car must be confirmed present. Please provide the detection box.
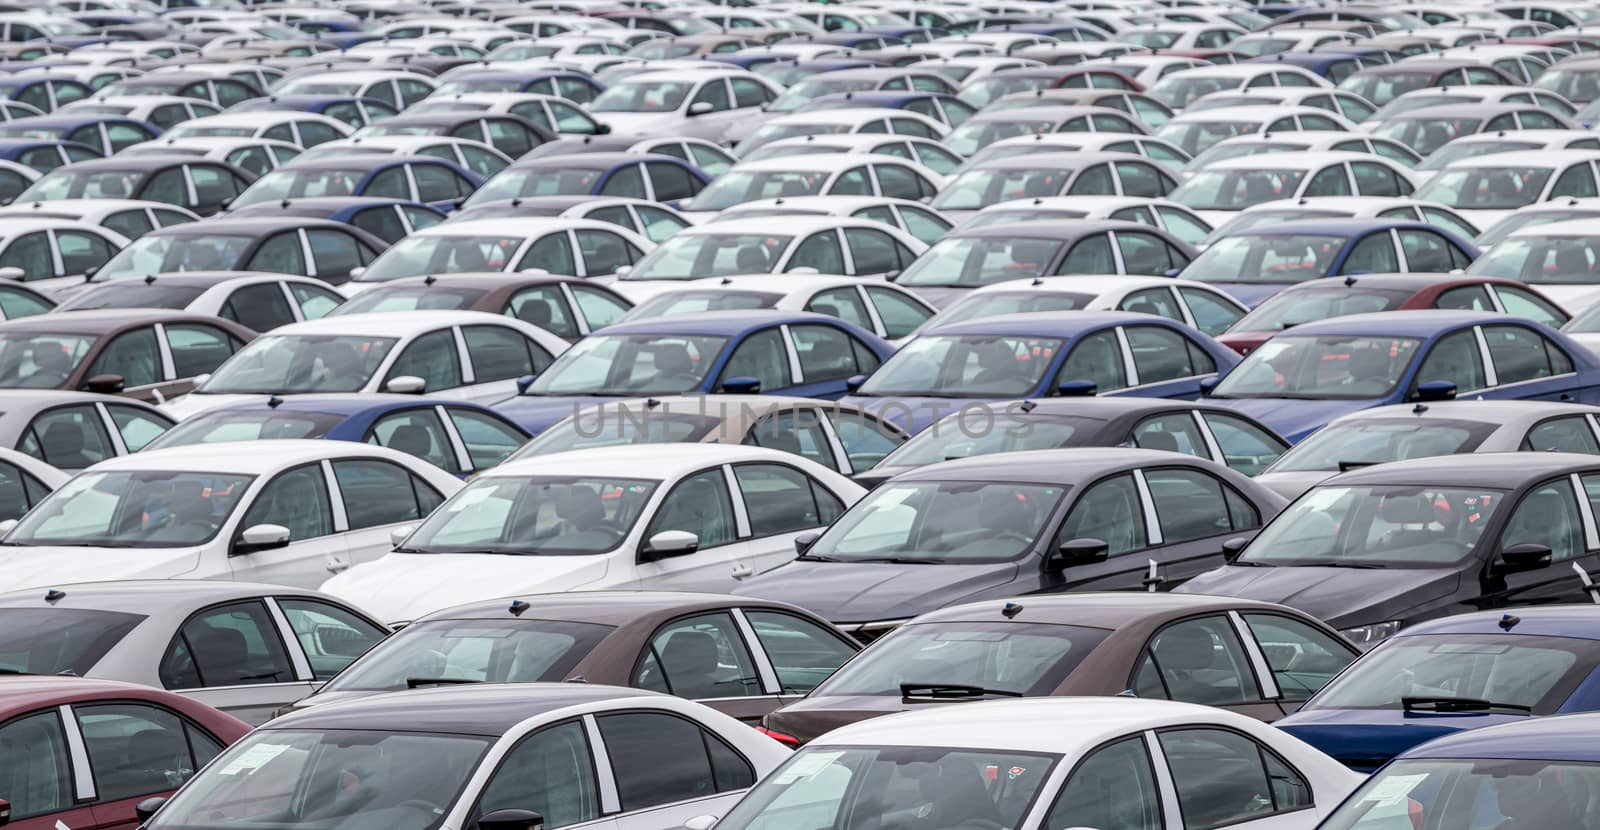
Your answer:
[861,396,1289,487]
[228,155,484,213]
[931,152,1178,221]
[462,152,711,209]
[0,217,128,294]
[1338,59,1519,107]
[1170,153,1419,227]
[1361,84,1580,128]
[621,274,935,343]
[1158,105,1357,157]
[520,134,736,178]
[0,198,198,241]
[1180,219,1479,307]
[1273,605,1600,770]
[119,135,302,178]
[332,272,630,339]
[56,272,348,332]
[163,310,570,419]
[92,218,387,287]
[1371,102,1578,156]
[895,221,1197,308]
[708,194,955,246]
[0,114,158,157]
[0,137,101,175]
[983,88,1178,130]
[1411,149,1600,228]
[1148,63,1332,110]
[763,593,1356,745]
[274,68,438,109]
[1411,129,1600,186]
[322,443,866,623]
[680,154,943,221]
[59,94,221,130]
[0,439,463,592]
[161,111,353,149]
[1466,218,1600,314]
[722,697,1361,830]
[146,394,530,474]
[347,218,652,286]
[956,194,1210,243]
[221,196,445,245]
[406,92,610,137]
[956,65,1145,109]
[919,274,1248,338]
[15,155,255,217]
[493,310,895,433]
[139,682,790,830]
[587,68,781,141]
[285,589,859,721]
[448,195,692,244]
[352,111,554,159]
[1218,273,1569,355]
[0,579,388,723]
[0,676,250,830]
[431,67,606,103]
[1202,195,1482,246]
[97,71,264,109]
[228,94,399,129]
[1182,131,1422,182]
[0,389,173,471]
[297,134,514,179]
[940,105,1150,158]
[1475,195,1600,247]
[0,309,253,402]
[1533,55,1600,104]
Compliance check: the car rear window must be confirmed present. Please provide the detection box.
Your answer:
[0,608,146,676]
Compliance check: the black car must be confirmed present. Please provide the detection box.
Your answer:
[16,156,255,216]
[735,447,1287,640]
[858,396,1290,487]
[1178,452,1600,648]
[356,111,553,160]
[92,217,386,285]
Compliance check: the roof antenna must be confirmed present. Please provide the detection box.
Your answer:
[509,599,530,616]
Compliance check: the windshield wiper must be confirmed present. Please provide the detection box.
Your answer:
[900,682,1023,699]
[1229,560,1274,567]
[1402,696,1532,713]
[851,557,938,564]
[1317,561,1385,569]
[406,677,482,689]
[795,553,842,562]
[1337,460,1379,472]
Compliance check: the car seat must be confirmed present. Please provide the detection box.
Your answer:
[659,630,723,699]
[41,421,92,468]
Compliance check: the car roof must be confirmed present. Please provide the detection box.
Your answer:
[1398,604,1600,640]
[417,589,812,625]
[1226,217,1436,237]
[265,682,666,736]
[680,215,885,235]
[1327,450,1600,488]
[949,219,1136,239]
[146,217,355,237]
[915,591,1301,627]
[1440,149,1600,168]
[1265,308,1504,337]
[1400,712,1600,762]
[195,392,505,418]
[275,309,518,337]
[893,446,1200,486]
[0,579,340,611]
[482,443,817,480]
[593,308,851,336]
[1276,272,1499,292]
[0,308,224,334]
[929,309,1177,337]
[965,151,1148,170]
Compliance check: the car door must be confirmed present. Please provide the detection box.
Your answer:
[594,710,756,830]
[783,323,882,399]
[468,719,618,830]
[0,708,100,830]
[1129,614,1286,720]
[740,607,859,706]
[728,460,846,577]
[1478,323,1587,403]
[157,600,314,722]
[1122,324,1219,398]
[632,466,757,590]
[328,457,445,569]
[1153,727,1318,821]
[382,328,464,395]
[17,404,118,469]
[161,322,242,397]
[83,326,167,401]
[1199,411,1288,475]
[630,611,777,719]
[715,327,792,394]
[226,462,351,587]
[75,702,227,830]
[458,323,555,402]
[1487,474,1600,607]
[1139,465,1265,589]
[305,228,374,284]
[1238,611,1358,715]
[366,406,460,472]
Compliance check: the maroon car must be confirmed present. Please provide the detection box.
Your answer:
[0,676,250,830]
[1217,273,1570,355]
[0,310,255,402]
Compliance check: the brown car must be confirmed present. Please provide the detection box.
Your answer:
[282,590,862,723]
[0,309,255,403]
[759,592,1360,745]
[329,272,634,341]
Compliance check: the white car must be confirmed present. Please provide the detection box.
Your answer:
[680,154,945,223]
[347,217,655,288]
[588,68,782,141]
[449,195,693,244]
[0,218,129,295]
[1469,218,1600,314]
[162,310,570,418]
[1204,196,1482,247]
[736,108,950,155]
[0,439,463,592]
[159,111,353,149]
[293,134,513,179]
[54,271,347,330]
[955,131,1191,174]
[1413,129,1600,183]
[58,94,221,130]
[1171,151,1419,224]
[1185,86,1380,127]
[709,195,954,246]
[940,105,1152,158]
[274,69,438,109]
[1148,63,1332,110]
[1412,149,1600,228]
[1360,85,1578,129]
[1225,26,1360,56]
[323,444,867,623]
[957,195,1213,246]
[0,197,196,240]
[623,273,937,342]
[1157,105,1357,158]
[1182,131,1423,180]
[708,698,1362,830]
[740,133,966,178]
[1116,20,1246,51]
[403,91,608,135]
[118,136,303,177]
[919,274,1247,336]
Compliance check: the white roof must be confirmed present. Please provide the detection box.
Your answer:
[488,443,817,479]
[270,309,528,338]
[128,136,300,153]
[1163,63,1302,79]
[755,134,941,154]
[677,214,892,236]
[1507,217,1600,238]
[616,68,754,83]
[1241,195,1431,214]
[409,216,627,238]
[283,69,436,83]
[726,154,915,174]
[1166,104,1338,124]
[761,108,944,128]
[975,195,1189,214]
[1435,129,1596,146]
[0,217,123,236]
[0,199,187,220]
[1438,149,1600,168]
[170,111,345,129]
[719,194,933,215]
[1198,150,1385,170]
[97,438,420,476]
[668,273,880,294]
[966,274,1220,297]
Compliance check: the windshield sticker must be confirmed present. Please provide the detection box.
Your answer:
[218,742,291,776]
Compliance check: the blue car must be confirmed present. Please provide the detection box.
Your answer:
[493,310,895,433]
[1248,49,1394,82]
[1208,310,1600,442]
[231,156,484,213]
[1275,606,1600,772]
[1180,219,1481,308]
[0,137,99,172]
[465,152,711,209]
[0,74,93,112]
[143,394,530,475]
[0,114,160,157]
[839,311,1242,433]
[230,95,400,129]
[225,196,446,244]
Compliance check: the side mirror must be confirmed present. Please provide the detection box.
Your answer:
[1197,377,1219,397]
[1221,536,1248,563]
[1047,537,1108,572]
[1162,267,1182,277]
[688,101,714,116]
[641,530,699,561]
[82,265,99,281]
[1054,379,1097,397]
[192,373,211,389]
[0,518,18,537]
[719,376,761,394]
[0,266,24,281]
[1495,542,1552,574]
[389,524,415,548]
[515,374,538,394]
[234,523,290,555]
[134,797,166,824]
[595,123,612,135]
[615,265,632,277]
[84,373,125,394]
[385,375,426,394]
[348,266,366,280]
[794,530,820,554]
[479,810,544,830]
[682,817,717,830]
[845,374,867,393]
[1413,380,1457,402]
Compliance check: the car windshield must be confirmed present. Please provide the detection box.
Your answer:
[400,475,658,555]
[897,237,1064,287]
[317,618,616,692]
[623,233,792,281]
[589,79,694,112]
[742,122,855,152]
[1369,93,1477,122]
[57,284,208,311]
[1466,236,1600,284]
[804,480,1067,563]
[1306,633,1600,714]
[1536,67,1600,103]
[1214,335,1421,399]
[0,332,95,388]
[1374,116,1483,156]
[1341,71,1438,106]
[922,292,1094,331]
[1181,234,1348,283]
[625,291,782,320]
[507,409,721,461]
[144,410,347,450]
[231,168,369,208]
[814,621,1111,696]
[944,118,1058,157]
[859,335,1062,397]
[527,334,725,396]
[14,168,148,201]
[875,414,1097,469]
[1169,169,1308,210]
[200,334,398,394]
[1148,74,1245,108]
[1229,288,1412,333]
[1183,141,1305,172]
[466,167,604,203]
[1477,210,1600,247]
[6,470,254,548]
[99,232,248,278]
[1202,210,1342,242]
[1417,139,1540,172]
[716,746,1057,830]
[1321,759,1600,830]
[360,235,528,282]
[932,168,1080,211]
[331,286,487,315]
[146,729,491,830]
[0,608,145,675]
[685,170,827,212]
[1239,484,1503,567]
[1414,167,1554,209]
[769,77,881,113]
[1157,119,1263,156]
[1268,418,1498,473]
[957,75,1047,108]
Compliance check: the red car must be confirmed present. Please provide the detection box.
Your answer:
[1217,273,1570,354]
[0,677,249,830]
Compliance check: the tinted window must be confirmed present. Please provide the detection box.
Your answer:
[160,601,294,689]
[369,409,456,472]
[744,610,856,695]
[107,404,169,452]
[332,459,435,530]
[1157,728,1310,829]
[1058,473,1145,556]
[596,712,753,810]
[1132,617,1255,706]
[222,283,296,332]
[0,712,70,819]
[75,703,209,801]
[1526,416,1600,454]
[477,721,599,829]
[239,462,332,543]
[164,323,236,378]
[645,469,737,550]
[277,598,386,681]
[735,463,830,536]
[23,405,114,468]
[1046,737,1161,830]
[464,325,542,383]
[386,328,462,392]
[1241,613,1355,701]
[634,612,759,699]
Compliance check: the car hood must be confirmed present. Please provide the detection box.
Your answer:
[594,112,691,137]
[1210,396,1380,444]
[0,545,203,592]
[764,695,989,745]
[160,392,267,420]
[491,395,621,434]
[1177,564,1459,629]
[1193,281,1294,308]
[734,560,1020,623]
[836,395,1007,434]
[1253,470,1336,501]
[320,552,612,624]
[1275,706,1529,772]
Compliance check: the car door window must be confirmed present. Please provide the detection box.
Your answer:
[0,286,49,320]
[1201,413,1286,475]
[1338,232,1400,274]
[1045,737,1162,830]
[333,458,437,530]
[290,283,343,320]
[595,711,753,809]
[88,326,162,387]
[1067,163,1116,195]
[189,165,241,209]
[646,162,699,202]
[1057,473,1146,556]
[1436,285,1495,312]
[828,166,873,196]
[507,285,578,338]
[516,232,578,276]
[363,167,409,200]
[1176,288,1241,336]
[785,231,843,274]
[634,611,760,699]
[1116,161,1169,198]
[864,287,932,339]
[385,329,462,392]
[465,324,546,383]
[1056,329,1127,393]
[164,323,237,378]
[1415,329,1488,394]
[1241,613,1356,702]
[828,410,903,472]
[805,286,873,331]
[599,163,647,199]
[1131,413,1207,457]
[1483,324,1566,384]
[368,408,456,471]
[645,469,737,550]
[0,230,50,278]
[874,164,931,200]
[635,205,690,243]
[1120,288,1183,322]
[159,601,294,689]
[1550,163,1600,198]
[734,463,834,536]
[1504,477,1586,562]
[411,164,464,203]
[1494,287,1567,327]
[75,703,215,803]
[0,711,72,819]
[55,230,113,276]
[575,229,639,277]
[1160,728,1311,828]
[1117,233,1178,276]
[1398,230,1458,272]
[1133,617,1255,706]
[743,609,855,695]
[106,404,170,452]
[245,232,308,275]
[1525,416,1600,454]
[744,407,836,468]
[102,209,153,241]
[476,720,600,830]
[1147,467,1256,544]
[569,284,631,331]
[1352,162,1405,196]
[139,168,186,205]
[1129,325,1210,384]
[720,328,790,391]
[221,283,297,332]
[1304,165,1353,197]
[1057,233,1115,274]
[20,405,115,467]
[447,409,525,470]
[792,324,870,383]
[276,597,385,680]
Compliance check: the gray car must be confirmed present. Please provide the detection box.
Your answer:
[1256,400,1600,499]
[0,579,389,724]
[0,389,175,471]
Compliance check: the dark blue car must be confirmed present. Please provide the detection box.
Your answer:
[1180,219,1481,307]
[225,196,446,244]
[492,310,896,433]
[1275,606,1600,772]
[1208,310,1600,442]
[0,74,93,112]
[838,311,1242,433]
[0,137,99,172]
[0,114,161,157]
[143,394,530,475]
